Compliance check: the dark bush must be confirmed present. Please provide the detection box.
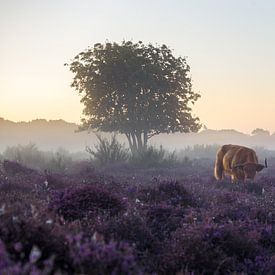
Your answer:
[3,160,35,175]
[138,180,195,207]
[50,185,126,221]
[129,145,178,168]
[0,214,72,272]
[159,223,271,274]
[100,213,158,253]
[67,234,142,274]
[86,134,129,165]
[145,204,185,240]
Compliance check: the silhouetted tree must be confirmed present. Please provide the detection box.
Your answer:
[251,128,270,136]
[67,41,200,154]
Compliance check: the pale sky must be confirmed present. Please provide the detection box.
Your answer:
[0,0,275,133]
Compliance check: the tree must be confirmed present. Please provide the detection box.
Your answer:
[67,41,200,154]
[251,128,270,136]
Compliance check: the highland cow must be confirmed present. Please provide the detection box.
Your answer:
[214,144,267,182]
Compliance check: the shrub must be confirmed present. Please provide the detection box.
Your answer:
[178,144,220,159]
[45,148,73,173]
[86,134,129,165]
[130,145,178,168]
[99,212,158,251]
[3,160,36,175]
[50,185,126,221]
[145,204,185,240]
[159,222,271,274]
[137,180,195,207]
[3,143,45,170]
[0,214,71,272]
[67,234,142,274]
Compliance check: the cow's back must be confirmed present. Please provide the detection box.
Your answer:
[215,144,260,181]
[222,145,241,171]
[222,145,258,170]
[231,146,258,165]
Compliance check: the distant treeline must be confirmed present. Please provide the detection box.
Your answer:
[1,142,274,173]
[1,118,275,152]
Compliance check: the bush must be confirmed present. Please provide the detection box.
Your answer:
[130,145,178,168]
[86,134,129,165]
[0,214,71,273]
[45,148,73,172]
[178,144,220,159]
[2,144,74,173]
[3,143,45,170]
[137,180,195,207]
[99,213,158,256]
[3,160,36,175]
[67,234,142,274]
[159,223,269,274]
[145,204,185,240]
[50,185,126,221]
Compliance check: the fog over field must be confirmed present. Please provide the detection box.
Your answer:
[1,118,275,154]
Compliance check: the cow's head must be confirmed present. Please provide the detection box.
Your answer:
[233,158,267,180]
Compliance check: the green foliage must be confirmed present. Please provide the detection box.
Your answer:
[251,128,270,136]
[86,134,129,165]
[3,143,45,169]
[130,145,178,168]
[68,40,201,153]
[2,144,73,172]
[179,144,220,159]
[46,148,73,172]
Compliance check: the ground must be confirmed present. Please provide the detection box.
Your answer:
[0,158,274,274]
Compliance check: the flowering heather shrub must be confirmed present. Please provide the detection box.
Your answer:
[0,214,72,272]
[67,234,142,274]
[145,204,185,240]
[99,213,158,253]
[50,185,126,221]
[160,222,273,274]
[260,225,275,253]
[137,180,195,207]
[129,145,178,168]
[3,160,36,175]
[0,240,11,269]
[0,158,274,274]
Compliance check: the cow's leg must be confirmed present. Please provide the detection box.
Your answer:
[214,149,225,180]
[231,174,238,183]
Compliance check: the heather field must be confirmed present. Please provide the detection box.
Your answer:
[0,159,274,274]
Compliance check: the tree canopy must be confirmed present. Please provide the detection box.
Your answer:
[251,128,270,136]
[68,41,201,154]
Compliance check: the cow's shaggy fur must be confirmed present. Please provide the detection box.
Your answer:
[214,144,266,182]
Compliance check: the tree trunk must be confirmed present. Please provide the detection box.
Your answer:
[143,131,148,150]
[125,133,134,153]
[136,132,143,152]
[125,131,149,156]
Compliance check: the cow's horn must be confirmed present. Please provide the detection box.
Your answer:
[265,158,268,168]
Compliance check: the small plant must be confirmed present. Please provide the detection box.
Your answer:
[50,185,126,221]
[67,234,142,274]
[3,160,35,175]
[46,148,73,172]
[145,204,185,240]
[3,143,45,170]
[130,145,178,168]
[86,134,129,165]
[138,180,195,207]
